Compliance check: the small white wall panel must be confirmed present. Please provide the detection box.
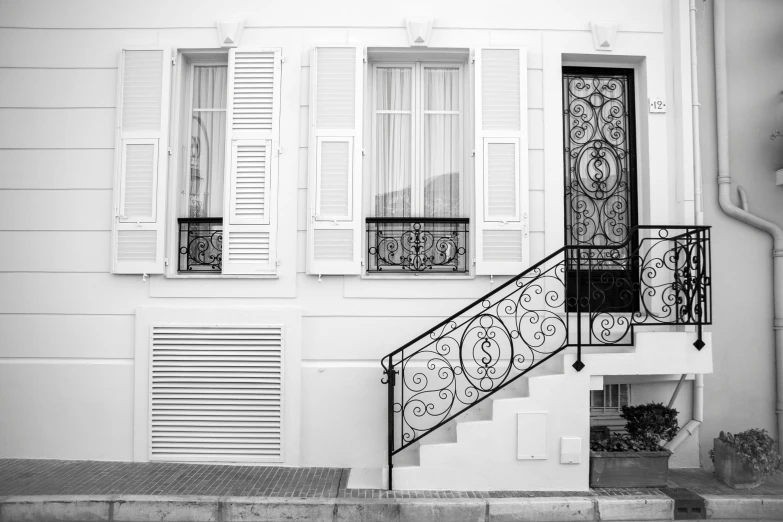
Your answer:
[517,412,547,460]
[560,437,581,464]
[150,325,284,462]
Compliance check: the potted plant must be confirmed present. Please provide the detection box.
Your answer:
[589,403,679,488]
[710,429,780,489]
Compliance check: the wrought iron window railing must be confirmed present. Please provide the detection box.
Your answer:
[366,217,469,274]
[178,218,222,273]
[380,225,711,489]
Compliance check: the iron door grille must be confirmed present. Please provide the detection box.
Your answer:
[150,325,284,462]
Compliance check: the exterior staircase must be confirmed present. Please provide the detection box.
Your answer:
[377,226,713,491]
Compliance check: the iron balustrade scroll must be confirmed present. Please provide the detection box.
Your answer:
[367,218,469,274]
[178,218,223,273]
[381,225,711,489]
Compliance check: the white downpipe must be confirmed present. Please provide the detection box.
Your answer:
[666,0,706,453]
[713,0,783,448]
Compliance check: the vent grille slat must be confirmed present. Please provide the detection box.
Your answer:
[150,325,283,462]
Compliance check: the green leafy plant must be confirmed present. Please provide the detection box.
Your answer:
[590,402,679,452]
[622,403,680,448]
[709,429,781,480]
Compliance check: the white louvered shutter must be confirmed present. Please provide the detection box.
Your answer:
[222,48,281,275]
[307,46,364,275]
[150,325,284,462]
[474,48,529,275]
[111,49,170,274]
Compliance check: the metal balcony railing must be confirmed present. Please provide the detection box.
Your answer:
[366,217,469,274]
[178,218,222,273]
[380,225,711,489]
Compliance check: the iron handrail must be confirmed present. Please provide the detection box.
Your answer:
[380,225,710,368]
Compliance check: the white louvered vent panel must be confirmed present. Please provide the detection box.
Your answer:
[483,230,523,262]
[231,143,267,223]
[227,232,271,263]
[232,51,275,132]
[123,143,156,220]
[316,48,356,130]
[486,143,517,219]
[122,50,163,132]
[150,326,283,461]
[117,230,156,260]
[314,229,353,260]
[481,49,521,131]
[317,140,351,218]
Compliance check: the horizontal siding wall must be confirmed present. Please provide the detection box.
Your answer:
[0,0,680,465]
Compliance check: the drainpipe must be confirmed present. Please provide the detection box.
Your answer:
[713,0,783,448]
[664,0,706,453]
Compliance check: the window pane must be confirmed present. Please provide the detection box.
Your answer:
[590,389,604,408]
[607,384,619,408]
[375,114,412,217]
[424,68,459,111]
[424,115,460,217]
[424,68,460,217]
[189,66,227,218]
[376,67,412,111]
[619,384,630,407]
[374,68,412,217]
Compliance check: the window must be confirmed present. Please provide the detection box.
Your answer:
[306,46,528,277]
[177,57,228,274]
[590,383,631,413]
[371,63,463,218]
[110,47,282,277]
[185,63,228,219]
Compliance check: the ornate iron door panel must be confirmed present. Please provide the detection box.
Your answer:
[562,67,638,312]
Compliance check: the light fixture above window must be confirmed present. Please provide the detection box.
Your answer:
[217,19,245,48]
[406,17,434,47]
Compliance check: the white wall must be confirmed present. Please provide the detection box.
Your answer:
[696,0,783,467]
[0,0,702,469]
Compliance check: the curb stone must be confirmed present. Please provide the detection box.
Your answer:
[0,493,776,521]
[702,495,783,520]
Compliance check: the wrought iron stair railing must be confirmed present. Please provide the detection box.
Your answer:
[381,225,711,489]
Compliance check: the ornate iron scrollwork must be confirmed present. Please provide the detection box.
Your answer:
[367,218,469,274]
[382,226,711,457]
[178,218,222,273]
[563,68,637,265]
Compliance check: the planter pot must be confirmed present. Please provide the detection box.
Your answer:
[713,438,762,489]
[589,450,672,488]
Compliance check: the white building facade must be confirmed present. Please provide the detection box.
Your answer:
[0,0,732,491]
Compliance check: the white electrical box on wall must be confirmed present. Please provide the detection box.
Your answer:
[517,412,547,460]
[649,97,666,113]
[560,437,582,464]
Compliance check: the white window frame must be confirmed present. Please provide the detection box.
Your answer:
[370,61,465,218]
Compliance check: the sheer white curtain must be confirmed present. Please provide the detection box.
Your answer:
[189,65,227,218]
[424,68,460,217]
[374,67,412,217]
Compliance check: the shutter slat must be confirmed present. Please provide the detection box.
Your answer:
[150,325,283,462]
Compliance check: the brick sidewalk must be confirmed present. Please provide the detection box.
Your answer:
[2,459,780,500]
[0,459,669,499]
